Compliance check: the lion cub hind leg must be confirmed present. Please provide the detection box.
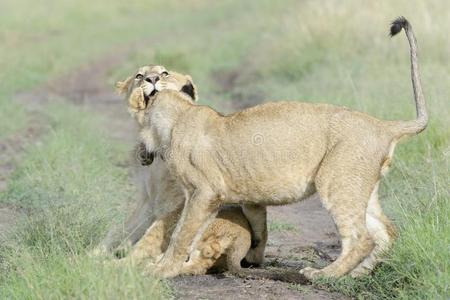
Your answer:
[350,182,397,277]
[127,206,181,263]
[152,189,220,278]
[301,149,380,279]
[226,232,252,274]
[180,207,252,276]
[242,204,268,266]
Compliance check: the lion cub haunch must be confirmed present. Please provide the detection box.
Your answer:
[181,206,251,275]
[129,204,305,283]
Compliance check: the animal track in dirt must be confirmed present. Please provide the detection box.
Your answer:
[172,274,344,300]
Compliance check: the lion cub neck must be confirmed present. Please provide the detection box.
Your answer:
[140,90,193,153]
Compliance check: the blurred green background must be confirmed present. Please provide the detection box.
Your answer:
[0,1,448,299]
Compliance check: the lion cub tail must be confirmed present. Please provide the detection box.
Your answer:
[389,17,428,137]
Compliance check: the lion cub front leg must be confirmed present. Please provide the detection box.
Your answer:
[152,189,219,278]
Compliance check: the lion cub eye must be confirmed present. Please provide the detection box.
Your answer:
[135,74,144,80]
[161,71,169,77]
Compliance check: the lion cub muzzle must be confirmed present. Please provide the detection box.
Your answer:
[142,73,161,100]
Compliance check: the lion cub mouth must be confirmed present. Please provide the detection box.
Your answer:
[144,89,158,103]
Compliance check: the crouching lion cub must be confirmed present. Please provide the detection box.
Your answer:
[125,18,427,280]
[126,206,252,275]
[180,206,252,275]
[124,205,306,283]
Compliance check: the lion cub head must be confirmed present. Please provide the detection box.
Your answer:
[116,65,197,123]
[116,65,197,165]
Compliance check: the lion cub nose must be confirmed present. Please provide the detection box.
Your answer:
[145,76,160,84]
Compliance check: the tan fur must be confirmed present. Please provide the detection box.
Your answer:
[123,19,427,279]
[98,66,267,271]
[94,66,199,256]
[127,206,306,283]
[180,206,252,275]
[126,206,252,276]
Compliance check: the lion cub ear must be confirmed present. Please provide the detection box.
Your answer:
[181,75,198,101]
[115,76,133,95]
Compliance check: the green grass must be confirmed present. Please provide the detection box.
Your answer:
[1,0,449,299]
[0,0,241,137]
[0,103,173,298]
[109,0,297,109]
[268,220,297,232]
[0,249,169,299]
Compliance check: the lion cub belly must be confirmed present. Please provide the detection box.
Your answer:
[228,179,316,205]
[223,160,319,205]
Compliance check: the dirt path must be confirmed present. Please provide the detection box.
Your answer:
[0,52,345,299]
[0,86,49,238]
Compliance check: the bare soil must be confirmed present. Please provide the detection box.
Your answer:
[0,52,346,300]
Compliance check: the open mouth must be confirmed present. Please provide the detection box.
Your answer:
[144,89,157,104]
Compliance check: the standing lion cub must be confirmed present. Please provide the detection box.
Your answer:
[113,66,305,283]
[121,18,427,280]
[107,66,273,278]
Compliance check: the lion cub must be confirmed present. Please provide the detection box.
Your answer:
[122,18,427,280]
[180,206,251,275]
[130,203,305,283]
[118,203,252,275]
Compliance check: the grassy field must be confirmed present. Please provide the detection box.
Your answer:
[0,0,449,299]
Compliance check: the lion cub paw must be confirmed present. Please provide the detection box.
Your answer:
[299,267,323,280]
[150,261,182,278]
[349,266,371,278]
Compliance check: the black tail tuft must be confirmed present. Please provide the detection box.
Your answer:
[390,16,409,37]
